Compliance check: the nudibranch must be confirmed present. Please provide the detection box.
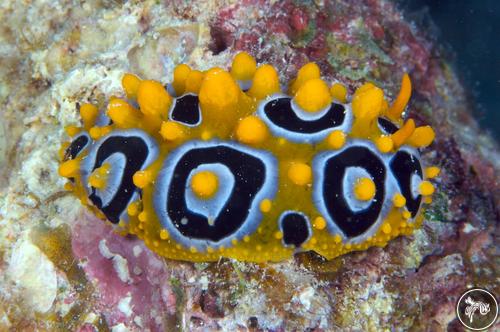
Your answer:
[59,52,439,262]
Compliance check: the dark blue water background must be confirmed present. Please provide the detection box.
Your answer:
[400,0,500,141]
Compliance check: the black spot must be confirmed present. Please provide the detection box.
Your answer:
[263,97,345,133]
[377,117,399,134]
[280,212,310,247]
[165,145,266,242]
[171,94,201,126]
[390,151,422,217]
[89,135,150,223]
[64,133,90,161]
[321,146,386,238]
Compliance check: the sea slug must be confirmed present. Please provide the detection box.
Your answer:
[59,52,438,262]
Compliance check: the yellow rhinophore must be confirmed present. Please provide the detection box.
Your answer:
[387,73,411,120]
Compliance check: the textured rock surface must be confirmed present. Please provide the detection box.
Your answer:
[0,0,498,331]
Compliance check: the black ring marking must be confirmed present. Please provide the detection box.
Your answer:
[166,146,267,242]
[378,117,399,134]
[322,146,386,238]
[263,97,345,133]
[390,150,422,217]
[171,94,201,126]
[88,136,150,223]
[64,133,90,161]
[280,212,310,247]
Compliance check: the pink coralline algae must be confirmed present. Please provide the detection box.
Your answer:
[72,212,178,331]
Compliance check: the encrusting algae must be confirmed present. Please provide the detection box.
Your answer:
[58,52,438,262]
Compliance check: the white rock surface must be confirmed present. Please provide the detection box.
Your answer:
[7,235,58,313]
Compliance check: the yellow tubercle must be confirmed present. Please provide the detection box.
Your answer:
[247,64,281,99]
[391,119,415,148]
[313,216,326,230]
[172,64,191,96]
[288,62,321,95]
[137,80,172,118]
[392,193,406,208]
[387,73,411,120]
[407,125,435,148]
[230,52,257,81]
[107,98,142,128]
[375,135,394,153]
[191,170,219,199]
[122,73,142,100]
[236,115,269,144]
[287,162,312,186]
[259,199,272,213]
[419,180,435,196]
[159,229,169,240]
[330,82,348,103]
[425,166,440,179]
[80,104,99,129]
[88,163,111,189]
[160,121,185,141]
[327,130,346,149]
[354,177,376,201]
[133,170,153,189]
[294,78,332,113]
[402,210,412,219]
[184,70,204,94]
[58,159,80,178]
